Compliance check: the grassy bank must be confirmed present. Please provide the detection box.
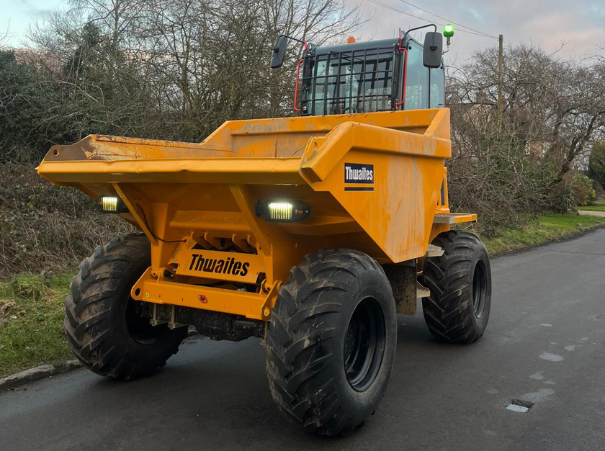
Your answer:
[482,213,605,255]
[2,213,605,379]
[0,273,73,378]
[577,201,605,212]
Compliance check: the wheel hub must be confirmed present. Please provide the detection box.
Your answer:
[343,297,386,392]
[472,260,488,319]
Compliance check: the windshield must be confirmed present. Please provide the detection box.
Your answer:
[302,46,396,115]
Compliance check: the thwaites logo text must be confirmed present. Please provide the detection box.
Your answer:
[188,254,249,277]
[344,163,374,191]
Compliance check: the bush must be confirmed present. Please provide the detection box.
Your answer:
[0,163,134,278]
[447,129,554,235]
[589,142,605,186]
[546,172,596,212]
[0,51,53,162]
[571,173,596,206]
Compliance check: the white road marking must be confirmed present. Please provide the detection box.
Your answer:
[540,352,564,362]
[506,404,529,413]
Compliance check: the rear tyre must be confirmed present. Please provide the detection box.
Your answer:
[64,234,187,380]
[421,231,491,344]
[266,249,397,436]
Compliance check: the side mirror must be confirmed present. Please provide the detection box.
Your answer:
[423,32,443,68]
[271,35,288,69]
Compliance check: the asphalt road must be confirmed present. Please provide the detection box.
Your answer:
[1,230,604,451]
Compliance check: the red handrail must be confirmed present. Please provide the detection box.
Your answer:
[293,41,308,113]
[395,29,408,109]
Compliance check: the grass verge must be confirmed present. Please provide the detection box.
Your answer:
[1,213,605,379]
[0,272,72,378]
[482,213,605,256]
[577,201,605,213]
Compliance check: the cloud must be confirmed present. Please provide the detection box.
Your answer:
[518,11,605,58]
[19,0,54,18]
[349,0,605,62]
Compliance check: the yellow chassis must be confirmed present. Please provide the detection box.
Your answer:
[38,109,475,321]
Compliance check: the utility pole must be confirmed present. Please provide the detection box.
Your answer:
[497,34,504,133]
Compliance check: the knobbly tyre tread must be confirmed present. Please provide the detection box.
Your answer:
[65,234,187,380]
[266,249,396,436]
[421,230,491,344]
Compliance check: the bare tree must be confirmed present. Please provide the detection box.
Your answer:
[23,0,363,143]
[446,43,605,229]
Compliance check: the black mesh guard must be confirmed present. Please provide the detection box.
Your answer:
[300,43,401,116]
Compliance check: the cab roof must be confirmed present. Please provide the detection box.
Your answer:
[309,36,423,56]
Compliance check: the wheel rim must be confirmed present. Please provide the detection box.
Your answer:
[472,260,488,319]
[343,297,386,392]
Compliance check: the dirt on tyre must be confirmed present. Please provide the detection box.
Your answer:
[422,230,492,344]
[65,234,187,380]
[266,249,397,436]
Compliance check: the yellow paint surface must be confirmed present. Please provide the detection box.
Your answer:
[38,108,476,320]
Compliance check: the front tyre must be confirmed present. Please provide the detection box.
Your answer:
[422,231,492,344]
[64,234,187,380]
[266,249,397,436]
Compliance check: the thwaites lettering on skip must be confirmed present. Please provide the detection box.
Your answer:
[344,163,374,191]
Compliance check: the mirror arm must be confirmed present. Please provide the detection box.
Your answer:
[401,24,437,44]
[443,37,451,54]
[276,34,308,55]
[291,40,308,114]
[284,35,307,47]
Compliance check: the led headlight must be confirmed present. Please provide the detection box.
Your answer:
[255,200,310,223]
[97,195,129,213]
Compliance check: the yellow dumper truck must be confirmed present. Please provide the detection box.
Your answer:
[37,25,491,436]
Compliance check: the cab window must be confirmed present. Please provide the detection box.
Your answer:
[429,66,445,108]
[404,41,429,110]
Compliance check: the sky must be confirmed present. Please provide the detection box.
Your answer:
[1,0,604,64]
[352,0,605,65]
[0,0,62,43]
